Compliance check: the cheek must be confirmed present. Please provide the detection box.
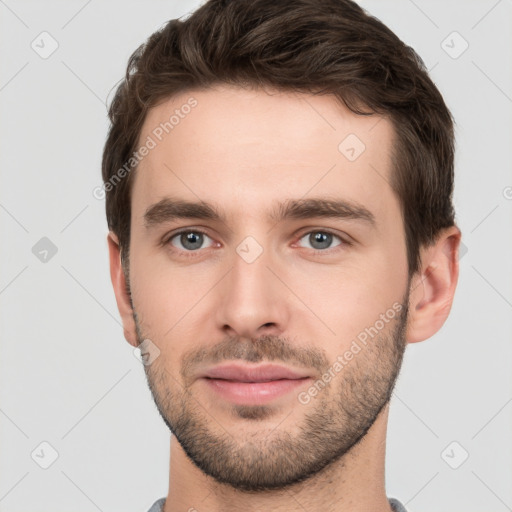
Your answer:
[129,253,178,334]
[287,249,407,350]
[129,245,219,340]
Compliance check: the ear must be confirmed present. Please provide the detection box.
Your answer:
[107,232,138,347]
[406,225,461,344]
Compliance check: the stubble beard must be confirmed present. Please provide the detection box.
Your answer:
[134,294,409,492]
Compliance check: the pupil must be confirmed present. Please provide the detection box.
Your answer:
[182,232,203,250]
[310,232,332,250]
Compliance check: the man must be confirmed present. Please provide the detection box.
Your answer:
[102,0,461,510]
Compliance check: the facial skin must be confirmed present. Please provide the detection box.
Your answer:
[108,85,461,512]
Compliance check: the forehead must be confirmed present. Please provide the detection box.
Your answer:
[131,85,397,226]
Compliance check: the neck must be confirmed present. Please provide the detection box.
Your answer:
[163,404,393,512]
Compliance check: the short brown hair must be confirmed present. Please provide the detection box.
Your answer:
[102,0,456,278]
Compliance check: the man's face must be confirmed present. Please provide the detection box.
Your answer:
[127,85,410,491]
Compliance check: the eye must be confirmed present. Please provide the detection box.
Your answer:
[297,230,344,251]
[167,229,215,251]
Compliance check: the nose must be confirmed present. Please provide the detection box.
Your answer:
[215,243,289,340]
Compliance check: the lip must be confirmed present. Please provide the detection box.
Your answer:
[198,363,312,405]
[199,363,311,382]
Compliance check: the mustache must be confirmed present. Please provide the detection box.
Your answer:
[179,334,329,380]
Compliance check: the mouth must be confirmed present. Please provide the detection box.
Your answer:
[198,363,312,405]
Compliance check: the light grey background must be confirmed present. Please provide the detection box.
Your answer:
[0,1,511,511]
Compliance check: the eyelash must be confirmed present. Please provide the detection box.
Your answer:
[162,228,352,258]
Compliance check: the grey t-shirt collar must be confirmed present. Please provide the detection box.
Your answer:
[147,496,408,511]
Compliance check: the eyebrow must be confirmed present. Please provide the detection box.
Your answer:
[143,197,376,229]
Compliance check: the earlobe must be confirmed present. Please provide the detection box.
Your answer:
[406,226,461,344]
[107,232,138,347]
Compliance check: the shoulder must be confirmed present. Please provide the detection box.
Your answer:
[146,497,166,512]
